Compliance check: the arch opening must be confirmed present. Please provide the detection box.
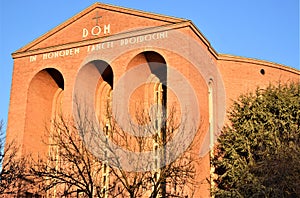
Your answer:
[127,51,167,112]
[92,60,114,123]
[24,68,65,158]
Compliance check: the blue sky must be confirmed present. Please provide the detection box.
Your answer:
[0,0,299,127]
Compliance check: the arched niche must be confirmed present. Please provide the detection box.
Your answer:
[73,60,114,127]
[126,51,167,115]
[24,68,64,158]
[94,61,114,124]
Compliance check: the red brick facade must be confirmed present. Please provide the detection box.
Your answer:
[6,3,299,197]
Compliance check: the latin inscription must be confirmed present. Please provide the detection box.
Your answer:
[82,11,110,38]
[87,41,114,52]
[82,24,111,38]
[120,32,168,46]
[42,48,80,60]
[30,55,37,62]
[28,31,168,62]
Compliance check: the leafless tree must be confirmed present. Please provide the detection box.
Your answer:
[30,102,200,197]
[0,120,30,196]
[97,105,199,198]
[30,117,105,198]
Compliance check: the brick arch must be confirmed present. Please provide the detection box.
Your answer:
[126,51,167,113]
[126,51,167,80]
[92,61,114,124]
[73,60,114,125]
[23,68,64,158]
[126,51,169,195]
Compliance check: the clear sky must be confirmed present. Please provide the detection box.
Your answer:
[0,0,299,127]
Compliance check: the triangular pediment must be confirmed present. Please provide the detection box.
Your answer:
[14,3,187,53]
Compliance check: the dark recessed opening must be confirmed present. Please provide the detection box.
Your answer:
[92,60,114,88]
[46,68,64,89]
[260,69,265,75]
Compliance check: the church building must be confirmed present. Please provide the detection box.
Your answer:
[6,2,299,197]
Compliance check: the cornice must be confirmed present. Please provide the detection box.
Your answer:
[218,54,300,75]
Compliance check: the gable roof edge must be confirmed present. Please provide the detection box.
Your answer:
[188,21,219,59]
[13,2,187,54]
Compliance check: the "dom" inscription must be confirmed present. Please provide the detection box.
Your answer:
[82,24,111,38]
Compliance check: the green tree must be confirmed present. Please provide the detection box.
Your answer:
[212,82,300,197]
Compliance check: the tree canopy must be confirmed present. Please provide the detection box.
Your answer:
[212,82,300,197]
